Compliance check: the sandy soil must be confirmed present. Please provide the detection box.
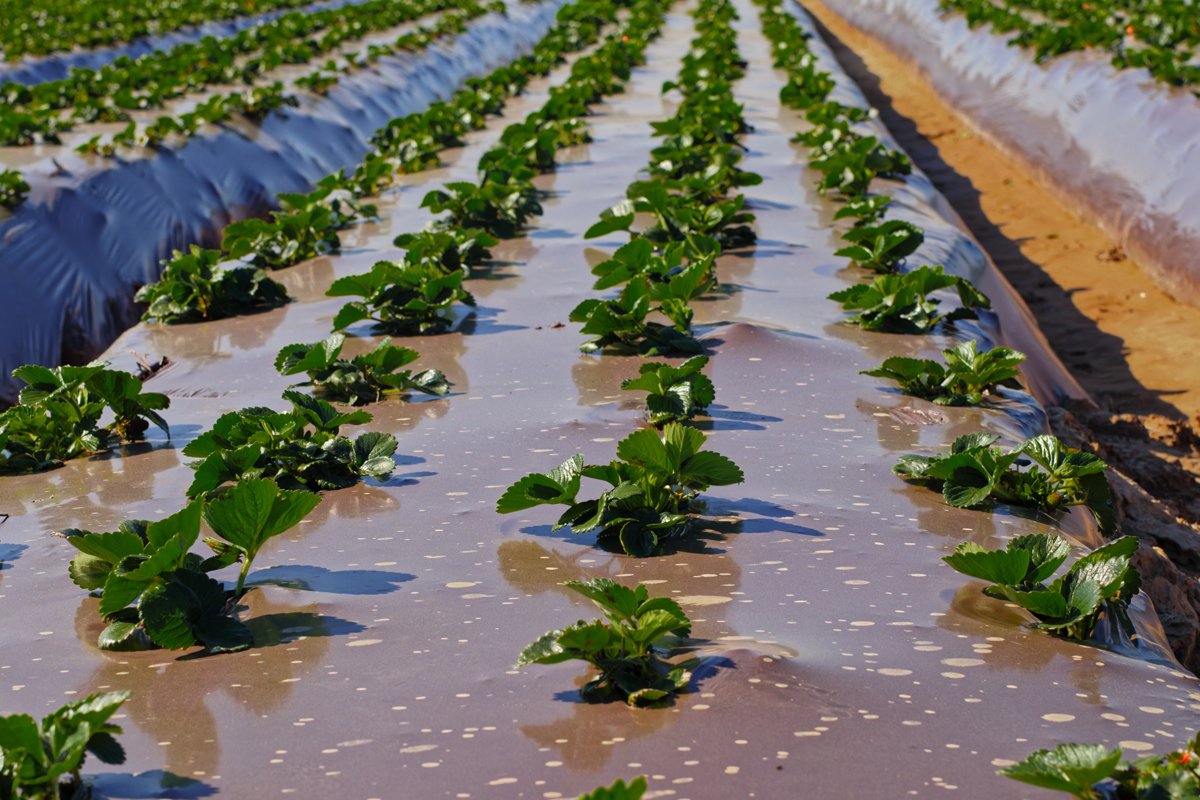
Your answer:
[803,0,1200,526]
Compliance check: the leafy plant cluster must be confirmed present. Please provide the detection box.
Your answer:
[944,533,1138,641]
[755,0,1140,663]
[1003,731,1200,798]
[275,332,450,406]
[181,389,397,497]
[0,691,131,799]
[0,168,28,209]
[0,361,170,474]
[943,0,1200,91]
[0,0,335,59]
[895,432,1116,535]
[325,0,667,336]
[862,340,1025,405]
[61,477,321,652]
[74,5,492,158]
[497,423,744,557]
[573,0,758,357]
[518,578,693,706]
[0,0,464,148]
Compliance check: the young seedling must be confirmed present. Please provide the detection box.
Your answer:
[835,219,924,273]
[828,265,991,333]
[275,333,450,406]
[517,578,692,706]
[136,245,289,324]
[182,390,397,497]
[944,533,1139,641]
[1002,732,1200,798]
[496,423,743,556]
[59,480,320,653]
[895,432,1115,534]
[0,691,131,798]
[621,355,715,426]
[862,340,1026,406]
[0,362,170,474]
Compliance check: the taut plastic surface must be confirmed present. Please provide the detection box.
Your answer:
[821,0,1200,307]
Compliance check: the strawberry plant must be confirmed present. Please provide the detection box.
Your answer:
[895,432,1115,534]
[421,167,543,239]
[0,169,28,209]
[621,355,715,426]
[0,362,169,474]
[1002,732,1200,799]
[834,195,892,227]
[60,480,320,652]
[275,333,450,406]
[517,578,692,706]
[136,245,289,324]
[569,280,703,356]
[222,180,373,271]
[943,533,1139,642]
[182,391,397,497]
[862,340,1026,405]
[392,228,498,274]
[579,777,647,800]
[811,136,912,197]
[496,423,743,556]
[827,265,991,333]
[0,691,131,799]
[328,260,475,335]
[835,219,924,273]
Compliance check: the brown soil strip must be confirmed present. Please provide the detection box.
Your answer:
[803,0,1200,666]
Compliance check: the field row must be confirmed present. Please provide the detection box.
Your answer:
[1,0,1198,797]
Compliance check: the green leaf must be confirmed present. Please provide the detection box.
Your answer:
[679,450,744,487]
[516,629,569,666]
[202,478,321,566]
[943,542,1032,586]
[1001,743,1122,798]
[577,776,647,800]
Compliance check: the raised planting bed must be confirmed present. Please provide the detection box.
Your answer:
[1,0,1197,797]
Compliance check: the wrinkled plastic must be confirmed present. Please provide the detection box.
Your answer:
[0,0,565,402]
[0,0,373,87]
[820,0,1200,307]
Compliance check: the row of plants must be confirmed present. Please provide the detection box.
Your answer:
[0,0,463,147]
[757,0,1130,642]
[502,0,755,719]
[0,4,687,796]
[0,0,344,60]
[74,4,491,157]
[940,0,1200,90]
[761,1,1195,796]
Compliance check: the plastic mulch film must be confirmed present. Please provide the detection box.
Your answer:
[820,0,1200,307]
[0,0,565,403]
[0,1,1195,797]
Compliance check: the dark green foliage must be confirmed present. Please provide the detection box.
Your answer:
[621,355,715,425]
[328,259,475,335]
[517,579,692,706]
[945,533,1139,641]
[182,390,397,497]
[496,423,743,556]
[275,333,450,406]
[827,265,991,333]
[862,340,1025,405]
[895,432,1115,534]
[0,362,169,474]
[136,245,289,324]
[59,480,319,654]
[835,219,924,273]
[1002,731,1200,798]
[0,691,130,799]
